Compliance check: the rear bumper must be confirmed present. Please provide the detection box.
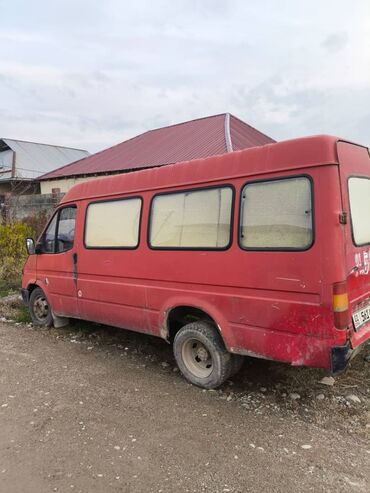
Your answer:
[20,288,29,305]
[229,321,368,371]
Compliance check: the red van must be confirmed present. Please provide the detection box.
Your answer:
[22,135,370,388]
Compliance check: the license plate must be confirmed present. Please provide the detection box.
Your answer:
[352,303,370,330]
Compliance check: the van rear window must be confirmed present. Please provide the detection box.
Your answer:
[348,177,370,246]
[85,198,142,248]
[240,176,313,250]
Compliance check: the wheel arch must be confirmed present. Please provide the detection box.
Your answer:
[25,281,51,306]
[159,297,234,350]
[26,281,41,294]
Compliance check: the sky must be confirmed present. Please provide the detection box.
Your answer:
[0,0,369,153]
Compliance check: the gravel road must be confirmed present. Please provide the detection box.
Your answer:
[0,319,369,493]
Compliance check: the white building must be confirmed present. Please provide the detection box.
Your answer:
[0,138,89,202]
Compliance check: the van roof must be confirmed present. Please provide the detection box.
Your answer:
[61,135,341,204]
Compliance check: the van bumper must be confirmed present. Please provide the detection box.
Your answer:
[331,342,355,374]
[20,288,29,305]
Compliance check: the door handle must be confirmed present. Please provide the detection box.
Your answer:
[72,253,78,283]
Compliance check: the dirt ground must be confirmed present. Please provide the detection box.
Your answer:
[0,296,369,492]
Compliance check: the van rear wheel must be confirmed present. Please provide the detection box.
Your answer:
[29,287,53,327]
[173,321,233,389]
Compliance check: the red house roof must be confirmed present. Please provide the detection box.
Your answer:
[40,113,275,181]
[61,135,339,204]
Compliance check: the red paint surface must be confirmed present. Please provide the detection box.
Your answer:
[23,135,370,370]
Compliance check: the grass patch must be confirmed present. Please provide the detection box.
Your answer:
[0,279,20,298]
[14,304,31,324]
[0,280,10,298]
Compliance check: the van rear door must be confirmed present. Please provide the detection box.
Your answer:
[337,141,370,346]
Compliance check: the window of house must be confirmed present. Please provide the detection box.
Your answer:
[149,187,233,249]
[240,177,313,250]
[84,198,142,248]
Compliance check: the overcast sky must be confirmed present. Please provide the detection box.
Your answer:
[1,0,369,153]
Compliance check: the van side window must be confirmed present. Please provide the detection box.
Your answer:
[348,177,370,246]
[240,177,313,250]
[85,198,142,248]
[41,206,77,254]
[149,187,233,249]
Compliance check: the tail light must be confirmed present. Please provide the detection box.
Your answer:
[333,281,350,330]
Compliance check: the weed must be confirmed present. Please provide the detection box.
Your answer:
[0,222,34,289]
[0,279,9,298]
[14,304,31,324]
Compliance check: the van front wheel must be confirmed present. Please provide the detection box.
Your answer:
[29,287,53,327]
[173,321,233,389]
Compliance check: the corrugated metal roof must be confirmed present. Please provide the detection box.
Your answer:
[39,114,275,181]
[229,115,275,150]
[0,138,89,181]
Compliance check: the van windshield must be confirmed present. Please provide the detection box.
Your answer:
[348,177,370,246]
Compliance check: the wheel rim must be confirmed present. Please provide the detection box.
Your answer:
[181,338,213,378]
[33,294,49,321]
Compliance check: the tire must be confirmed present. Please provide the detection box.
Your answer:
[228,354,245,378]
[29,287,53,327]
[173,321,233,389]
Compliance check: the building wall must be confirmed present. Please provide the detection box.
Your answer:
[0,148,14,169]
[40,175,100,194]
[0,181,40,196]
[4,192,63,222]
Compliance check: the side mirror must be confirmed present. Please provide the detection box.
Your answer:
[25,238,36,255]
